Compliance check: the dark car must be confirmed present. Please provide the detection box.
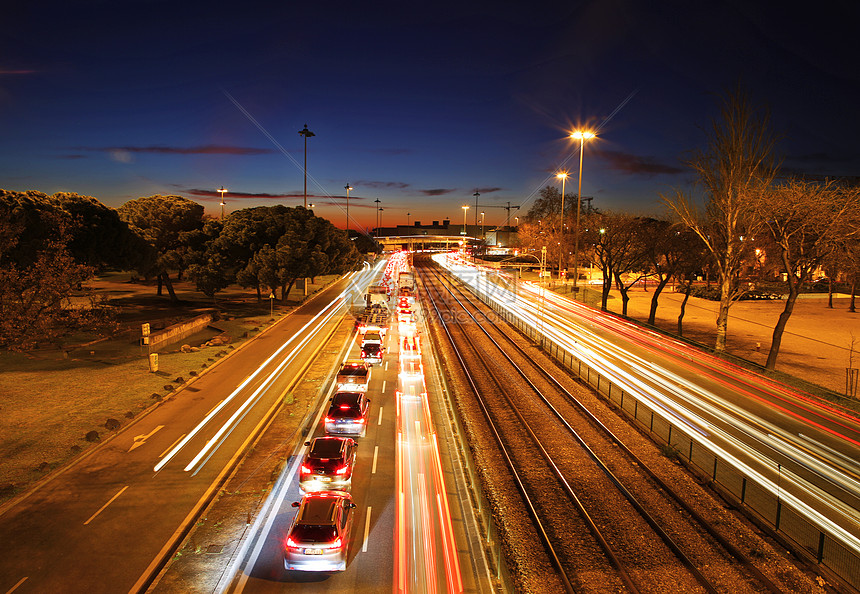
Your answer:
[300,437,357,492]
[283,491,356,572]
[324,392,371,437]
[360,342,383,363]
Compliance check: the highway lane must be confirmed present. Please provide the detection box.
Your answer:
[437,254,860,566]
[221,334,397,594]
[0,263,382,594]
[224,253,467,593]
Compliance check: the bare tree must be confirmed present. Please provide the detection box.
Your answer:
[663,87,778,351]
[752,179,860,369]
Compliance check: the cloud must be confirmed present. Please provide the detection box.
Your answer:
[0,69,36,75]
[596,150,684,176]
[76,145,277,156]
[186,188,305,201]
[420,188,456,196]
[474,187,503,194]
[56,154,86,159]
[354,180,411,190]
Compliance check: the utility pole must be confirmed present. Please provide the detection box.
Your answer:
[473,191,480,225]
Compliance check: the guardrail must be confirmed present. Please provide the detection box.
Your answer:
[441,262,860,592]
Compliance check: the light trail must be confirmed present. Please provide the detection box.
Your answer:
[434,253,860,557]
[155,261,382,473]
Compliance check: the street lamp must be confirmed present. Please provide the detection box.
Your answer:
[217,186,227,221]
[298,124,315,209]
[480,212,485,239]
[556,172,568,279]
[407,212,411,226]
[345,183,353,232]
[570,130,596,292]
[515,216,519,229]
[461,205,469,236]
[374,198,381,237]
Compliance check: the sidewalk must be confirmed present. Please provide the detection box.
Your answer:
[567,283,860,396]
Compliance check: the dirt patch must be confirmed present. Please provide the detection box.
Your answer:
[0,272,338,504]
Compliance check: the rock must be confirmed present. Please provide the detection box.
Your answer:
[37,461,50,471]
[70,445,81,453]
[163,385,174,392]
[124,411,135,419]
[180,344,193,353]
[190,346,200,352]
[105,418,121,431]
[173,377,184,383]
[189,370,197,377]
[151,392,162,399]
[85,431,100,442]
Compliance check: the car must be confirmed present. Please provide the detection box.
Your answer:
[336,361,371,392]
[299,437,357,492]
[283,491,356,571]
[325,391,371,437]
[360,342,383,364]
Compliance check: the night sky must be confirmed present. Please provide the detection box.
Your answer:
[1,1,857,232]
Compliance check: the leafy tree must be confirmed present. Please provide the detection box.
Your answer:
[583,211,647,312]
[663,87,778,351]
[0,212,114,350]
[118,195,205,302]
[0,190,145,270]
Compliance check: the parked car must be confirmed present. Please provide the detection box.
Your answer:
[325,391,371,437]
[299,437,357,492]
[283,491,356,571]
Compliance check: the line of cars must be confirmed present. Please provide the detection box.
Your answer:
[283,358,373,572]
[284,252,415,573]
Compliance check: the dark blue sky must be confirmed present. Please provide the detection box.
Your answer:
[1,0,857,231]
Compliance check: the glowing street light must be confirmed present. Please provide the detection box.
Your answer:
[461,205,469,236]
[298,124,315,209]
[569,130,596,292]
[556,172,568,279]
[480,211,485,239]
[345,183,353,231]
[217,186,227,221]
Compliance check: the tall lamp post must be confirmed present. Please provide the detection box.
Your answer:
[217,186,227,221]
[345,183,353,232]
[407,212,411,226]
[556,172,568,280]
[570,130,596,292]
[480,212,485,239]
[298,124,315,209]
[374,198,381,237]
[461,205,469,236]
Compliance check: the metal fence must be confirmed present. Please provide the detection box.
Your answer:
[455,267,860,592]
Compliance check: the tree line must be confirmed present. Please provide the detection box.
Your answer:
[516,88,860,370]
[0,191,369,350]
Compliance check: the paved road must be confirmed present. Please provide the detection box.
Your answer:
[0,265,380,594]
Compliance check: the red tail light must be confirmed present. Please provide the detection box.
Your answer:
[335,465,349,475]
[339,404,351,410]
[300,464,312,475]
[321,537,343,550]
[286,536,301,549]
[324,416,334,424]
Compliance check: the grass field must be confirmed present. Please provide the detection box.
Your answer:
[0,272,339,502]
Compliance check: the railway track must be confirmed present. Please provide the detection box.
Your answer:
[417,259,787,593]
